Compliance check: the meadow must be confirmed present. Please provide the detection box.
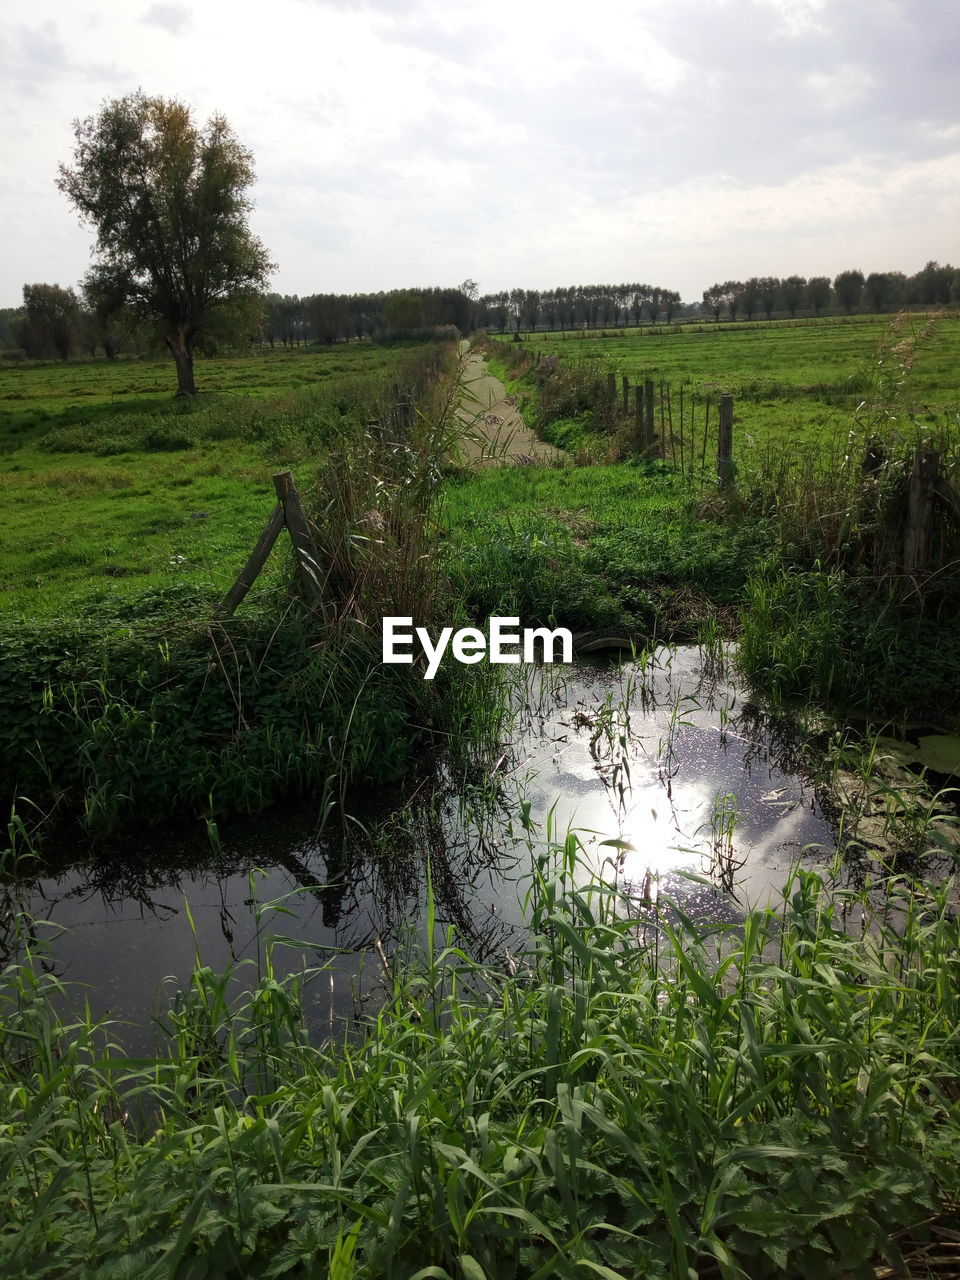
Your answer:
[492,312,959,459]
[0,344,421,616]
[3,318,957,845]
[0,337,481,840]
[449,315,960,730]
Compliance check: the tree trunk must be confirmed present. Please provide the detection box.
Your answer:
[166,328,196,395]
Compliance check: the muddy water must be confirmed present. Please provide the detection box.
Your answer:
[7,645,841,1051]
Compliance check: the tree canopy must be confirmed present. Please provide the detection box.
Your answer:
[21,283,80,360]
[57,91,273,393]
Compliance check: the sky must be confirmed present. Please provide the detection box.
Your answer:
[1,0,957,308]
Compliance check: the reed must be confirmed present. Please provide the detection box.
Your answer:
[0,336,507,846]
[1,838,958,1278]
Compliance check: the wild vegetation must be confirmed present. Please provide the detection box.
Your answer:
[3,118,960,1273]
[0,335,495,846]
[475,313,960,732]
[2,839,958,1278]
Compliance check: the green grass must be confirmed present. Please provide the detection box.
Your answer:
[737,563,960,729]
[440,462,770,634]
[1,842,958,1278]
[0,338,479,840]
[0,344,412,443]
[0,344,429,617]
[494,312,960,456]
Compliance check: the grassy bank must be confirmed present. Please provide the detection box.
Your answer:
[465,322,960,732]
[0,336,505,843]
[1,844,958,1278]
[440,463,768,635]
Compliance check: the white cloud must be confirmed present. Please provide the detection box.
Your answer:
[1,0,957,306]
[142,3,191,35]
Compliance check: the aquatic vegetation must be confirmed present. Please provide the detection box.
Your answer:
[0,841,958,1277]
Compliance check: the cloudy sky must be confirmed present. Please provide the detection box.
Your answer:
[1,0,957,307]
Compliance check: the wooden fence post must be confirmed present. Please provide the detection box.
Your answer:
[644,379,656,454]
[903,447,939,574]
[219,503,285,616]
[634,384,644,451]
[274,470,325,608]
[393,394,414,432]
[622,374,629,416]
[607,370,616,403]
[717,394,734,489]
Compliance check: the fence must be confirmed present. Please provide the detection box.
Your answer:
[222,353,960,615]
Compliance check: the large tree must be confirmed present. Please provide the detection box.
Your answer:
[833,269,864,315]
[57,92,273,394]
[22,283,80,360]
[807,276,833,316]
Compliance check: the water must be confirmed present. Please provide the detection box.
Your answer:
[5,645,842,1050]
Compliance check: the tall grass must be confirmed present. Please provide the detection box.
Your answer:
[1,838,958,1277]
[0,336,508,844]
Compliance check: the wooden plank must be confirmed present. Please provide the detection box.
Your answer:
[903,447,939,573]
[717,394,734,489]
[273,470,325,607]
[644,378,655,453]
[219,502,285,616]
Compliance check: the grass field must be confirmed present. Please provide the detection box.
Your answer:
[493,312,960,458]
[0,344,422,616]
[440,462,767,635]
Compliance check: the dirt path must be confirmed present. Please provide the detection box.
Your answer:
[454,341,562,466]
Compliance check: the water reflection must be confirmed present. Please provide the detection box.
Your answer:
[6,644,843,1048]
[505,645,836,919]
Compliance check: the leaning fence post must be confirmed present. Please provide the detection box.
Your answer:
[219,502,285,616]
[717,394,734,488]
[903,447,939,574]
[273,470,325,608]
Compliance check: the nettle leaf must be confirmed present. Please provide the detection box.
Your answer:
[808,1231,833,1254]
[761,1240,790,1271]
[249,1197,289,1231]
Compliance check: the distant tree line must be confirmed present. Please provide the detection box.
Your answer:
[476,284,684,334]
[0,283,479,362]
[260,284,477,348]
[2,262,958,362]
[701,262,959,323]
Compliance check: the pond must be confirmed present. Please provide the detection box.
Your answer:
[7,644,846,1053]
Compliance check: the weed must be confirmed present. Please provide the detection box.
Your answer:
[0,844,958,1277]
